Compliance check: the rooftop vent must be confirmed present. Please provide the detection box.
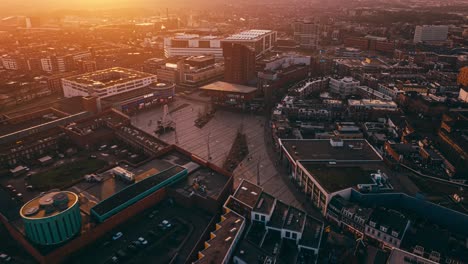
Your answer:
[24,206,39,216]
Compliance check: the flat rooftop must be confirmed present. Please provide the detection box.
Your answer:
[283,206,306,233]
[281,139,382,162]
[91,166,185,216]
[200,81,258,94]
[253,192,275,215]
[195,211,244,264]
[300,163,375,193]
[268,200,289,230]
[233,180,263,208]
[63,67,155,88]
[224,29,273,41]
[299,216,323,249]
[171,166,230,199]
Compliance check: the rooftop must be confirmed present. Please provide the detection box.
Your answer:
[200,81,257,94]
[368,208,409,239]
[253,192,275,215]
[299,216,323,249]
[224,29,274,41]
[20,191,78,220]
[62,67,155,88]
[300,163,375,193]
[282,206,306,232]
[91,166,185,216]
[233,180,263,208]
[268,200,289,229]
[281,139,382,162]
[195,211,244,264]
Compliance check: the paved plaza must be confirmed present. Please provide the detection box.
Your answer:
[131,98,305,210]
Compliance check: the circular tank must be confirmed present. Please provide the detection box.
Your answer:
[20,191,81,245]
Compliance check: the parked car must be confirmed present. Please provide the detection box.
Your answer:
[159,220,172,230]
[138,237,148,246]
[0,253,11,262]
[112,232,123,240]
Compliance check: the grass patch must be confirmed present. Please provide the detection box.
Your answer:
[29,159,107,190]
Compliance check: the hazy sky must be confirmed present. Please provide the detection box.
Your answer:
[0,0,201,13]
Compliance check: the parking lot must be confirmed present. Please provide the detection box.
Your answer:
[70,201,213,264]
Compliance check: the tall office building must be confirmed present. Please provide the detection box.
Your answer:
[222,43,256,85]
[163,34,223,59]
[222,30,277,59]
[293,20,321,50]
[413,25,449,43]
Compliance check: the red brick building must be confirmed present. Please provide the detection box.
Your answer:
[222,43,256,85]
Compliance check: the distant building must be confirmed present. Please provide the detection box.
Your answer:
[293,20,321,50]
[413,25,449,43]
[62,67,157,99]
[329,77,360,98]
[222,29,277,59]
[222,43,256,85]
[163,34,223,59]
[200,81,257,109]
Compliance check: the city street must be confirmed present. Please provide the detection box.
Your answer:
[131,98,306,210]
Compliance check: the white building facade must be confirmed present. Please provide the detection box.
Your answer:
[413,25,449,43]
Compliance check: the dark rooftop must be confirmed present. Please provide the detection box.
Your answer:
[268,200,289,230]
[91,165,185,216]
[233,180,263,209]
[281,139,382,162]
[171,166,230,199]
[253,192,276,215]
[195,211,244,264]
[299,216,323,249]
[368,208,409,240]
[401,226,449,257]
[300,163,375,193]
[282,206,306,233]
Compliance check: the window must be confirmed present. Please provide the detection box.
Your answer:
[292,233,297,239]
[377,232,380,237]
[261,215,266,221]
[286,231,291,238]
[369,221,376,228]
[392,231,399,237]
[380,226,388,233]
[255,214,259,220]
